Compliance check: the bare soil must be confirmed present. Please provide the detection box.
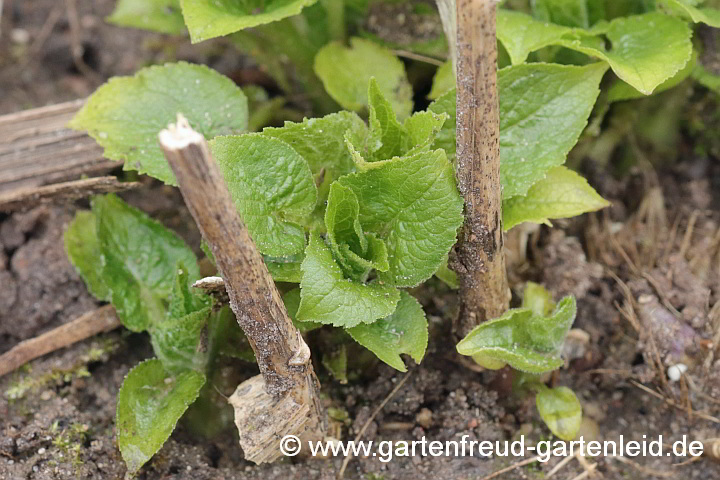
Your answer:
[2,2,720,479]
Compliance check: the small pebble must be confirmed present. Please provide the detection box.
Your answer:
[668,363,688,382]
[38,448,46,455]
[415,408,432,429]
[10,29,30,44]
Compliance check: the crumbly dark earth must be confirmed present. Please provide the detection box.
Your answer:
[2,1,720,479]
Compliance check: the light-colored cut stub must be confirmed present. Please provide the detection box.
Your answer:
[229,375,313,464]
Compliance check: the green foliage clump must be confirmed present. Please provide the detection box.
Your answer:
[457,282,576,373]
[65,195,227,474]
[66,0,720,472]
[457,282,582,441]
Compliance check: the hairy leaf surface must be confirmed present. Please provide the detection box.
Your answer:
[68,195,200,333]
[428,61,454,100]
[503,166,609,230]
[262,111,367,184]
[314,38,413,119]
[337,150,464,287]
[151,266,212,372]
[211,134,317,256]
[151,308,212,373]
[428,89,456,160]
[498,63,607,198]
[64,211,110,300]
[662,0,720,27]
[347,291,428,372]
[296,234,400,327]
[180,0,318,42]
[107,0,185,34]
[497,10,692,95]
[456,296,577,373]
[70,62,248,185]
[536,386,583,441]
[497,9,572,64]
[117,359,205,475]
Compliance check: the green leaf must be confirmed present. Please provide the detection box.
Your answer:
[428,89,456,160]
[403,110,448,155]
[435,259,458,289]
[151,307,212,373]
[429,65,605,199]
[296,233,400,327]
[337,149,464,287]
[283,287,302,320]
[522,282,555,317]
[261,111,364,229]
[266,257,304,283]
[338,234,390,280]
[326,183,367,257]
[180,0,319,42]
[230,3,338,114]
[64,211,110,300]
[350,80,446,163]
[325,183,376,278]
[456,296,577,373]
[497,11,693,95]
[209,306,256,362]
[283,287,321,332]
[92,195,200,332]
[261,111,367,184]
[324,181,391,280]
[428,61,455,100]
[151,266,212,372]
[366,78,409,160]
[347,291,429,372]
[557,12,692,95]
[496,9,572,65]
[116,359,205,475]
[322,345,348,383]
[522,297,577,353]
[70,62,248,185]
[314,38,413,120]
[661,0,720,27]
[532,0,592,27]
[607,49,698,102]
[499,63,607,198]
[693,63,720,94]
[107,0,185,34]
[536,386,583,441]
[503,166,609,230]
[167,264,211,319]
[211,134,317,256]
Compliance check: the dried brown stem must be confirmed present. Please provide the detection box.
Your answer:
[0,176,139,213]
[158,116,325,463]
[452,0,510,338]
[0,305,120,378]
[0,100,115,194]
